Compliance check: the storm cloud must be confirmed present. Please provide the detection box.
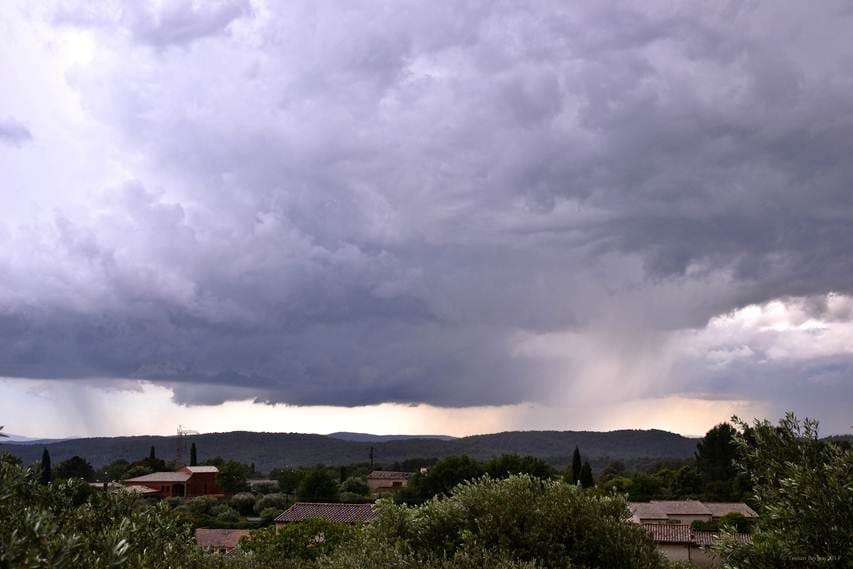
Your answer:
[0,118,32,147]
[1,1,852,428]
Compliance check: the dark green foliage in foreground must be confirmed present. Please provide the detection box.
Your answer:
[240,519,355,562]
[715,414,852,569]
[228,475,668,569]
[0,456,206,569]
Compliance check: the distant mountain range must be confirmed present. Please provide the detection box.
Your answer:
[1,433,75,445]
[327,432,457,443]
[0,429,700,472]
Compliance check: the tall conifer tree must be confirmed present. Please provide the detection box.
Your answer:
[579,461,594,488]
[40,448,52,485]
[149,446,156,460]
[571,446,582,484]
[190,442,197,466]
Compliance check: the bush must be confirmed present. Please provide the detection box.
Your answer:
[254,492,289,515]
[715,414,853,568]
[188,495,220,516]
[216,506,242,523]
[339,491,368,503]
[340,476,369,495]
[239,519,355,561]
[251,481,280,495]
[374,475,665,568]
[259,506,281,524]
[230,492,257,516]
[0,456,206,569]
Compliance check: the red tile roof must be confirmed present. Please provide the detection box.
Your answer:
[642,523,693,544]
[703,502,758,519]
[641,525,753,547]
[124,471,191,483]
[275,502,377,524]
[367,471,412,480]
[650,500,712,516]
[195,529,252,550]
[693,530,752,546]
[629,502,670,521]
[182,466,219,474]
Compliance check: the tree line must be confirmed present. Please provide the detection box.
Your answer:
[1,414,850,568]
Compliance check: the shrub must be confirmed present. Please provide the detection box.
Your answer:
[238,519,355,562]
[252,481,280,495]
[230,492,257,516]
[216,506,242,523]
[259,506,281,524]
[0,456,206,569]
[361,475,667,569]
[254,492,289,515]
[340,476,369,495]
[188,495,220,516]
[715,414,853,568]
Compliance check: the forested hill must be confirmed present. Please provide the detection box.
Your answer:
[0,429,698,471]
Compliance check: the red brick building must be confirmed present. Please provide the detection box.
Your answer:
[124,465,224,498]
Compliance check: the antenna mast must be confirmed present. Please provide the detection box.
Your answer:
[176,424,200,468]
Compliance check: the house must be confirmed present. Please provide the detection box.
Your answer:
[366,471,411,495]
[630,501,756,525]
[642,523,752,567]
[274,502,377,528]
[124,465,224,498]
[642,524,693,563]
[195,528,252,555]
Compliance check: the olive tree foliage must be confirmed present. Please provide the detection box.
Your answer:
[224,475,669,569]
[239,519,355,562]
[360,475,666,569]
[0,455,207,569]
[715,413,852,569]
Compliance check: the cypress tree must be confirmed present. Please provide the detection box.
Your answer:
[571,446,582,484]
[40,448,52,485]
[149,445,156,460]
[580,461,594,488]
[190,443,197,466]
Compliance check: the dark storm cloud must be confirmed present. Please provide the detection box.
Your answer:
[2,0,853,414]
[0,118,32,146]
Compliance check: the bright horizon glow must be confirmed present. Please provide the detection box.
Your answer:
[0,378,772,439]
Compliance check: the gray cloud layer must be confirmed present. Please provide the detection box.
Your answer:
[0,118,32,146]
[1,1,852,421]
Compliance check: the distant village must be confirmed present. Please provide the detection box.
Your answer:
[69,436,756,567]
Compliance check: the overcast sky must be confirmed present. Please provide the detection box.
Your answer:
[1,0,852,438]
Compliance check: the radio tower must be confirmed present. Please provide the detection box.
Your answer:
[176,425,199,468]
